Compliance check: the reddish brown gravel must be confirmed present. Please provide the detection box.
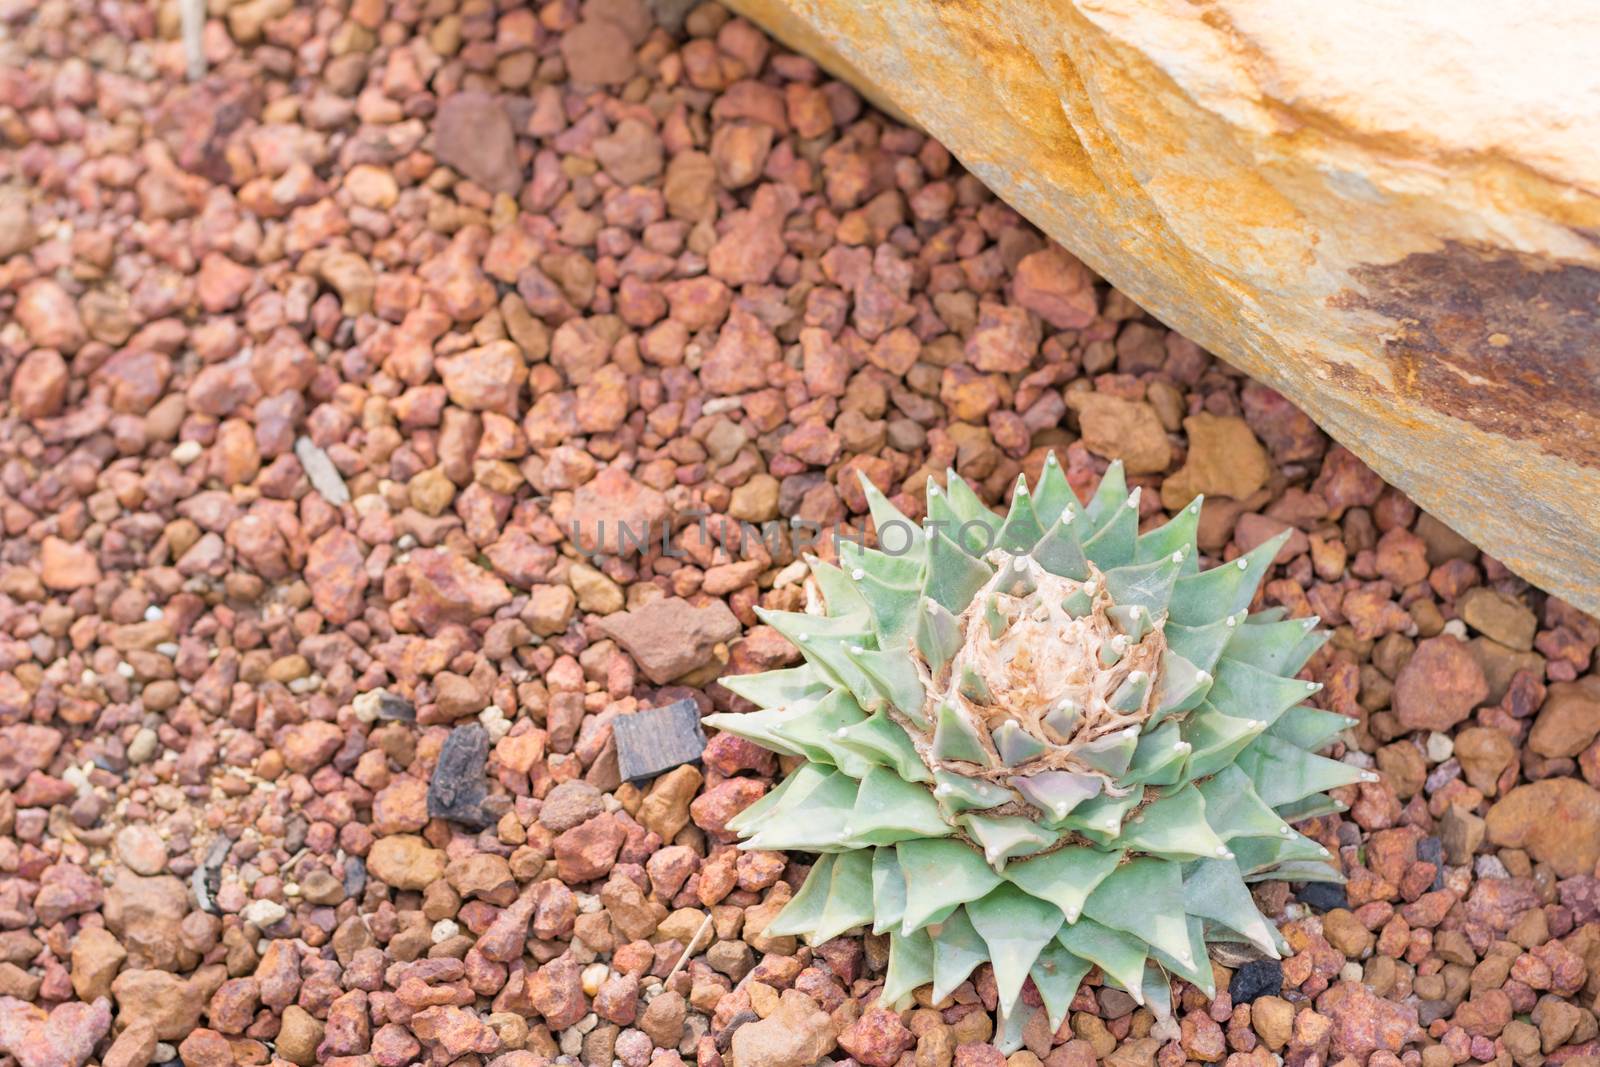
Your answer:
[1,1,1599,1067]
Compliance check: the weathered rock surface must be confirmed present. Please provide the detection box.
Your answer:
[723,0,1600,614]
[1485,779,1600,877]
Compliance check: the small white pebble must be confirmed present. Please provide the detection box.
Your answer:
[242,899,288,927]
[170,440,203,465]
[1442,618,1468,638]
[479,710,511,743]
[143,605,164,622]
[1425,732,1454,762]
[115,662,134,679]
[580,962,610,996]
[772,560,809,589]
[127,727,159,765]
[558,1028,584,1057]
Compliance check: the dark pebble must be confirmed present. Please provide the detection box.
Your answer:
[1295,881,1348,911]
[1228,959,1283,1004]
[343,855,368,899]
[376,691,416,721]
[428,723,492,829]
[1418,836,1446,890]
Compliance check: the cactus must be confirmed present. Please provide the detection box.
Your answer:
[705,457,1368,1044]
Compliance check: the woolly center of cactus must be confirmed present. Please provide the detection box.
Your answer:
[913,554,1165,797]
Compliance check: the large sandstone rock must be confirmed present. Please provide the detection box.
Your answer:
[725,0,1600,614]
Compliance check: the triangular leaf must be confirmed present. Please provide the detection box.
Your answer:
[897,839,1003,934]
[1236,734,1366,807]
[1268,705,1351,752]
[1164,615,1241,674]
[1083,858,1192,967]
[1167,534,1287,626]
[924,527,994,612]
[1184,857,1280,957]
[932,701,995,766]
[1031,942,1094,1032]
[930,906,989,1001]
[833,711,932,782]
[809,557,872,618]
[1135,497,1202,570]
[1056,917,1147,998]
[1224,613,1326,675]
[1004,846,1123,923]
[1101,552,1183,616]
[1083,487,1139,569]
[997,477,1048,553]
[1209,657,1321,729]
[881,927,934,1006]
[915,598,963,677]
[1031,452,1083,528]
[1031,512,1090,581]
[958,812,1059,868]
[812,848,875,943]
[764,854,833,938]
[872,845,909,934]
[846,644,929,725]
[845,766,951,845]
[1084,461,1128,527]
[717,664,831,709]
[1118,785,1231,860]
[1014,771,1103,824]
[859,471,925,557]
[968,884,1064,1013]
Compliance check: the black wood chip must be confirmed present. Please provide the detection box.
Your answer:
[428,722,492,829]
[614,698,708,783]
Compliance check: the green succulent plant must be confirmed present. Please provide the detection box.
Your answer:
[705,457,1368,1046]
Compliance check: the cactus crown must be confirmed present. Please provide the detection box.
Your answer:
[705,458,1365,1043]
